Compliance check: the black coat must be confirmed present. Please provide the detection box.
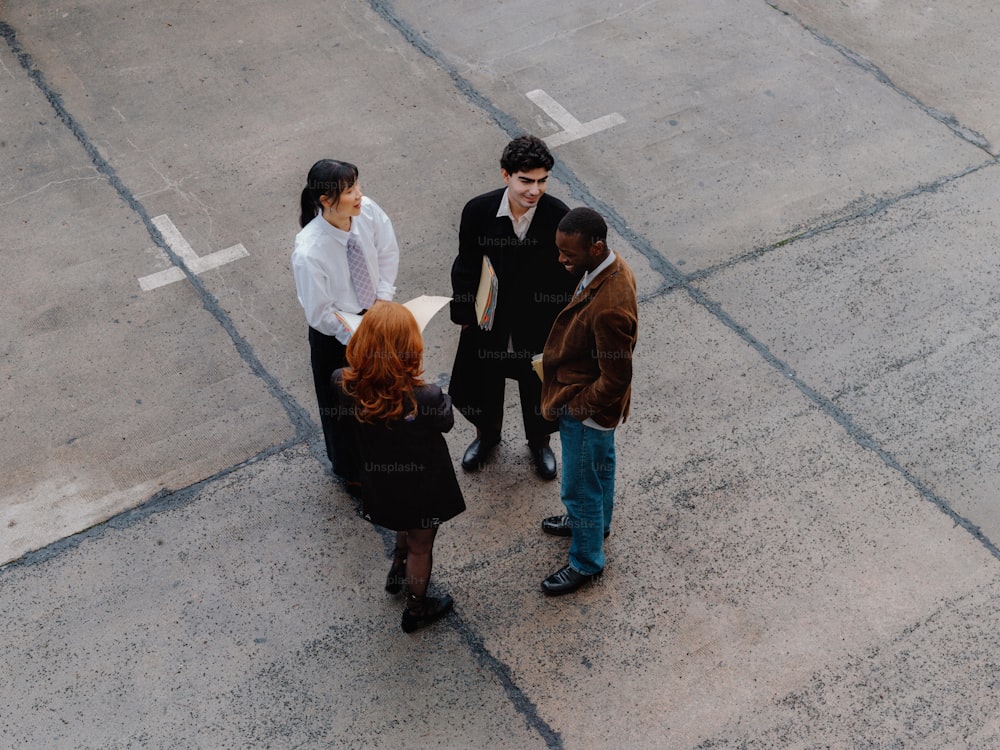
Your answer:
[332,371,466,531]
[448,189,574,411]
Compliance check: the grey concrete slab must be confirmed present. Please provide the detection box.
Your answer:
[0,0,665,468]
[3,0,1000,747]
[0,0,501,422]
[695,163,1000,547]
[390,0,988,271]
[0,445,546,749]
[3,290,997,748]
[694,583,1000,746]
[0,40,295,566]
[438,292,999,747]
[771,0,1000,155]
[1,0,668,567]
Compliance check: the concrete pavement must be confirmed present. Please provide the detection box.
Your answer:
[3,0,1000,747]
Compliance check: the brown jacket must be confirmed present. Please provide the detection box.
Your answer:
[541,254,638,427]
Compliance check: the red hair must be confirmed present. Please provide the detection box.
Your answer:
[341,302,425,423]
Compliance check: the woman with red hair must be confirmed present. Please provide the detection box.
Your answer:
[333,302,465,632]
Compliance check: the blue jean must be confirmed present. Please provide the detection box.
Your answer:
[559,415,616,575]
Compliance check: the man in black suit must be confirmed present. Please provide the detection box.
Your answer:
[449,134,575,479]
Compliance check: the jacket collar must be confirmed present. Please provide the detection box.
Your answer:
[565,256,622,312]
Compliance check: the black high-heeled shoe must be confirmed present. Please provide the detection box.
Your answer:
[400,594,454,633]
[385,547,407,595]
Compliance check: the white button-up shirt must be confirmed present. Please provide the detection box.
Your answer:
[291,196,399,343]
[496,188,537,240]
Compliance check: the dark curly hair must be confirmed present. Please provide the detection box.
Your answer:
[500,134,554,174]
[557,206,608,245]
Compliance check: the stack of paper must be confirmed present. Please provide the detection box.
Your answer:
[476,255,498,331]
[334,310,364,337]
[531,353,544,382]
[335,295,452,339]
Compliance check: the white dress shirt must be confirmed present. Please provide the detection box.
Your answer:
[496,188,537,240]
[291,196,399,344]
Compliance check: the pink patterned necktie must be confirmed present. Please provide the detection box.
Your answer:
[346,236,376,309]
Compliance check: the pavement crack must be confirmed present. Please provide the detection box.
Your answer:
[0,173,102,207]
[762,0,993,154]
[687,159,997,283]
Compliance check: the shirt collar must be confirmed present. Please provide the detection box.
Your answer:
[315,217,355,248]
[579,250,616,292]
[496,188,537,240]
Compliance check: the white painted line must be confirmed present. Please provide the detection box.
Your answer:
[153,214,201,267]
[526,88,626,148]
[138,214,250,291]
[138,266,185,292]
[192,243,249,273]
[526,89,582,131]
[544,114,628,148]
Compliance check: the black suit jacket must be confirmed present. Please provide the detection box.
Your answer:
[449,189,573,380]
[450,188,572,338]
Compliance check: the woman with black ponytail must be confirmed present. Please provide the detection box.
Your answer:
[292,159,400,485]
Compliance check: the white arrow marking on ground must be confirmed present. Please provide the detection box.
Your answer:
[139,214,249,291]
[526,89,626,148]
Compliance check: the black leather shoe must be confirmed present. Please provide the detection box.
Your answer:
[541,565,602,596]
[461,435,500,471]
[529,443,557,480]
[541,514,610,539]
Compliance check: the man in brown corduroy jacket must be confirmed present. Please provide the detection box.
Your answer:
[538,207,639,596]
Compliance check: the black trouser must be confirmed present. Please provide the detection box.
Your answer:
[464,356,556,442]
[308,326,358,480]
